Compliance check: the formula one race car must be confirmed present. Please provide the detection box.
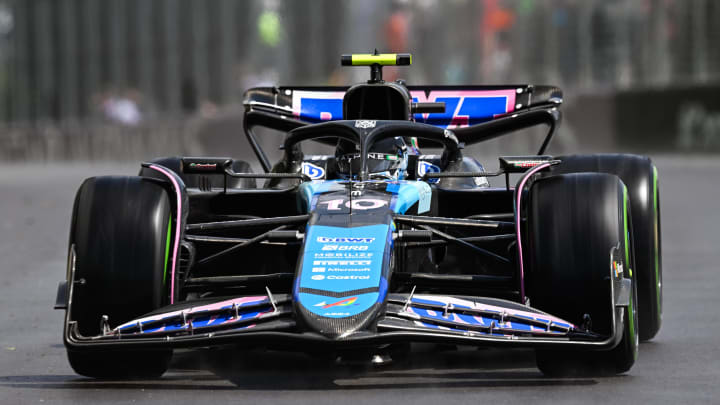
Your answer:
[55,53,662,378]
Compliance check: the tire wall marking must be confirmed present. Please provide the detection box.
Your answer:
[163,215,172,285]
[623,185,638,358]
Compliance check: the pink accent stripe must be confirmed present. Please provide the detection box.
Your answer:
[409,89,517,122]
[194,296,267,312]
[148,164,182,304]
[113,295,268,330]
[515,162,553,304]
[115,309,184,329]
[412,294,575,327]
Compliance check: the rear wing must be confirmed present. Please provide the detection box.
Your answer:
[244,85,561,127]
[243,85,562,172]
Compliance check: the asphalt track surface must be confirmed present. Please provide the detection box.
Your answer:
[0,155,718,404]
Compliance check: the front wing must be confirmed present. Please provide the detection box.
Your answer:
[63,291,627,352]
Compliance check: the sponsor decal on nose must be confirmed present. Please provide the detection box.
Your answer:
[316,237,376,243]
[312,260,372,266]
[322,297,358,309]
[327,275,370,280]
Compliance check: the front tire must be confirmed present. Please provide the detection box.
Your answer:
[553,154,662,341]
[66,176,173,378]
[528,173,638,376]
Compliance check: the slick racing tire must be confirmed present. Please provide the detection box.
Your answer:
[66,176,173,378]
[528,173,638,376]
[142,156,257,189]
[553,154,662,341]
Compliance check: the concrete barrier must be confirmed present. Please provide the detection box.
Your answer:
[0,120,196,162]
[614,83,720,152]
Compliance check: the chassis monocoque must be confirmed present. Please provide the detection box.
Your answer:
[55,53,662,378]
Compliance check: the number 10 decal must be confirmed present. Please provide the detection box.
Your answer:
[318,198,388,211]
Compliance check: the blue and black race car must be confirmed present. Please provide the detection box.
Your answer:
[55,53,662,378]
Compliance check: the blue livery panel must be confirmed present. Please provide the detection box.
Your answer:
[298,292,380,319]
[295,224,392,318]
[385,181,432,214]
[294,179,430,321]
[297,180,431,215]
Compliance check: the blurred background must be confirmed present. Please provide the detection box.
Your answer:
[3,2,720,400]
[0,0,719,163]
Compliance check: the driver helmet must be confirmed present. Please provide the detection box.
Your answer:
[336,137,408,179]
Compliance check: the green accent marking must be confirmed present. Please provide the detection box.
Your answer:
[653,165,661,314]
[623,185,638,359]
[162,215,172,285]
